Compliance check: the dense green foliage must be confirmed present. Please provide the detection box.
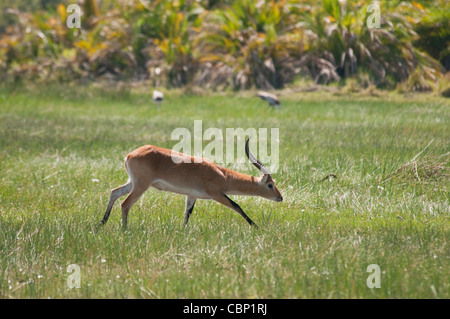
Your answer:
[0,0,449,91]
[0,85,448,298]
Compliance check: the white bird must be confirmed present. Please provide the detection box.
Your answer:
[257,91,281,109]
[152,90,163,108]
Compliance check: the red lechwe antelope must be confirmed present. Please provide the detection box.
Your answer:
[100,139,283,228]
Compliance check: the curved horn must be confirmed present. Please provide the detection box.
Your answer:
[245,138,271,176]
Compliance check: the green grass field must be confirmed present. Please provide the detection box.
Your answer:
[0,85,448,298]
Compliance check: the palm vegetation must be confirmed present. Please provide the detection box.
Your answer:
[0,0,448,91]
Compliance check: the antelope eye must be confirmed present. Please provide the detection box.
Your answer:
[267,184,273,189]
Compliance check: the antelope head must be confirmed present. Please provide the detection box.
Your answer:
[245,138,283,202]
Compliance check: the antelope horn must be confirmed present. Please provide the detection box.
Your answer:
[245,138,271,176]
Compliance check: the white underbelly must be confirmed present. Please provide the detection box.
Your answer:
[151,179,210,199]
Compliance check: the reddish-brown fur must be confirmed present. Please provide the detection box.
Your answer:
[101,142,282,228]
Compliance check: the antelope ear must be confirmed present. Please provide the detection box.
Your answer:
[259,174,270,184]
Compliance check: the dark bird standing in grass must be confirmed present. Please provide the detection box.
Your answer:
[257,91,281,110]
[153,90,163,109]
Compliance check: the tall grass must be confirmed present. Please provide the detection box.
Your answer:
[0,85,448,298]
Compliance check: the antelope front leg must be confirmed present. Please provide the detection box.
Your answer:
[211,194,258,228]
[184,196,197,227]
